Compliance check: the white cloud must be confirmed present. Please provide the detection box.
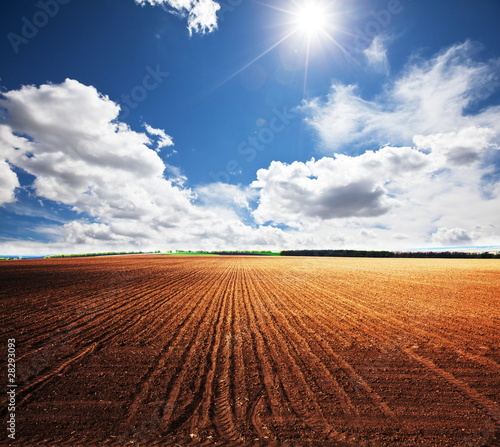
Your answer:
[0,79,288,255]
[135,0,220,36]
[245,41,498,249]
[250,121,500,248]
[413,126,496,166]
[1,41,500,254]
[196,182,258,212]
[250,42,500,249]
[0,80,185,220]
[251,142,500,249]
[251,146,428,226]
[63,221,121,244]
[144,124,174,150]
[363,35,390,75]
[0,159,19,205]
[360,228,377,239]
[303,41,500,152]
[432,227,473,246]
[393,233,410,241]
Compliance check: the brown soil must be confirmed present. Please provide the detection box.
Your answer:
[1,255,499,446]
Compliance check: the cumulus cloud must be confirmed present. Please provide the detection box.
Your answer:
[0,80,187,220]
[63,221,120,245]
[2,40,500,254]
[250,120,500,247]
[144,124,174,150]
[196,182,258,212]
[0,79,288,254]
[363,35,390,75]
[413,126,496,166]
[360,229,377,240]
[432,227,473,246]
[251,146,428,226]
[303,41,500,152]
[0,159,19,205]
[135,0,220,36]
[251,134,500,248]
[250,43,500,248]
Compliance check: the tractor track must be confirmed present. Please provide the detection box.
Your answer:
[1,255,499,446]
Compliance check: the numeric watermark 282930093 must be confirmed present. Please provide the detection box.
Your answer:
[6,339,17,441]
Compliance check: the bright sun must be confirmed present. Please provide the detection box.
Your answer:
[219,0,340,97]
[293,2,328,37]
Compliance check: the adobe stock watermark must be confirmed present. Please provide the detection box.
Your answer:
[7,0,71,54]
[472,80,498,104]
[209,106,296,183]
[119,65,169,120]
[6,339,17,441]
[342,0,413,58]
[218,0,243,22]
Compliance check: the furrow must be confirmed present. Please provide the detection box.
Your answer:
[186,260,239,439]
[402,347,500,426]
[249,271,344,440]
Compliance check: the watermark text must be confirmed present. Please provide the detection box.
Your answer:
[6,339,17,440]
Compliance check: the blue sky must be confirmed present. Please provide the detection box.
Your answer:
[1,0,500,254]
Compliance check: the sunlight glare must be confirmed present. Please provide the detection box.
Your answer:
[293,2,328,37]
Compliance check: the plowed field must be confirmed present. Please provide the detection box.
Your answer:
[1,255,499,446]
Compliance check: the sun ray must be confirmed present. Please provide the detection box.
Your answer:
[210,1,343,98]
[321,28,362,68]
[208,29,299,94]
[303,37,311,98]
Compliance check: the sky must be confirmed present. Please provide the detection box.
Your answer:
[1,0,500,255]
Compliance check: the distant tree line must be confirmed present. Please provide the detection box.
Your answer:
[280,250,500,259]
[209,251,279,256]
[168,250,279,256]
[45,251,161,259]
